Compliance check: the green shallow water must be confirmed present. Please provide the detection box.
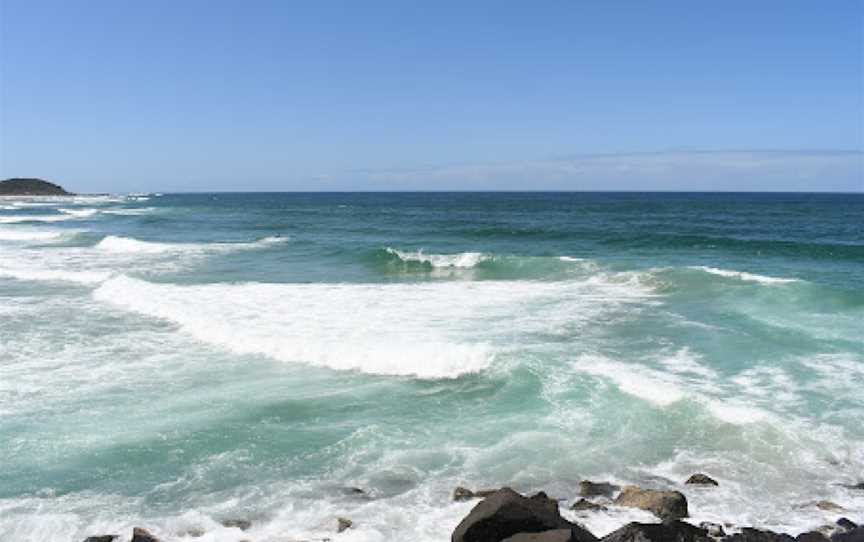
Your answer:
[0,192,862,540]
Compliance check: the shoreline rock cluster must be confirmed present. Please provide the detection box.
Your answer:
[450,476,862,542]
[80,475,864,542]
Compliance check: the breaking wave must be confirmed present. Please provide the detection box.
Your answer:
[95,235,287,254]
[101,207,157,215]
[0,229,67,242]
[0,215,75,224]
[58,208,99,218]
[383,247,491,268]
[0,267,111,284]
[92,272,653,379]
[690,266,799,284]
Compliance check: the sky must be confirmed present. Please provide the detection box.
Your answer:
[0,0,862,192]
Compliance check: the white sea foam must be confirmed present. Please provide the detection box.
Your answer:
[0,267,111,284]
[101,207,156,215]
[572,353,774,424]
[95,235,286,254]
[5,201,58,207]
[0,214,74,223]
[573,354,687,406]
[0,229,66,242]
[691,266,799,284]
[93,273,652,379]
[58,208,99,217]
[385,247,490,268]
[657,347,718,379]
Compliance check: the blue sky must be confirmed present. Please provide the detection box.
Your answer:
[1,0,861,192]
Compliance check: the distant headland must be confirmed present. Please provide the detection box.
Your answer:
[0,178,73,196]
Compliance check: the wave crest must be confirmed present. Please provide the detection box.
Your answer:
[95,235,287,254]
[690,266,798,284]
[384,247,491,268]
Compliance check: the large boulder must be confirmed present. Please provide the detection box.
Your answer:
[502,530,585,542]
[131,528,161,542]
[452,488,598,542]
[600,521,709,542]
[578,481,620,498]
[613,486,688,520]
[723,528,794,542]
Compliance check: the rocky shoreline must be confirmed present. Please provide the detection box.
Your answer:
[79,474,863,542]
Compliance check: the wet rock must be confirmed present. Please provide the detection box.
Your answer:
[699,522,725,538]
[454,486,501,501]
[796,533,829,542]
[613,486,688,520]
[816,501,845,511]
[600,521,709,542]
[451,487,597,542]
[503,530,584,542]
[221,519,252,531]
[337,517,353,532]
[837,519,858,531]
[832,527,864,542]
[83,537,119,542]
[685,473,719,486]
[577,481,620,498]
[570,498,607,512]
[723,528,795,542]
[131,528,161,542]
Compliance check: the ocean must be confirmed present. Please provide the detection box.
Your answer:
[1,192,862,541]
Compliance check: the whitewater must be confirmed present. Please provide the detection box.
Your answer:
[1,192,862,541]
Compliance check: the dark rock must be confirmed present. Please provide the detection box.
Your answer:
[455,487,476,501]
[337,517,353,532]
[83,537,119,542]
[832,527,864,542]
[577,481,620,498]
[131,528,161,542]
[455,486,501,502]
[613,486,688,520]
[723,528,795,542]
[220,519,252,531]
[451,487,597,542]
[685,473,719,486]
[0,178,71,196]
[699,522,725,538]
[601,521,709,542]
[797,533,829,542]
[837,519,858,530]
[570,498,606,512]
[503,530,583,542]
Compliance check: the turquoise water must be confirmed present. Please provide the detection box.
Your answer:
[1,192,862,541]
